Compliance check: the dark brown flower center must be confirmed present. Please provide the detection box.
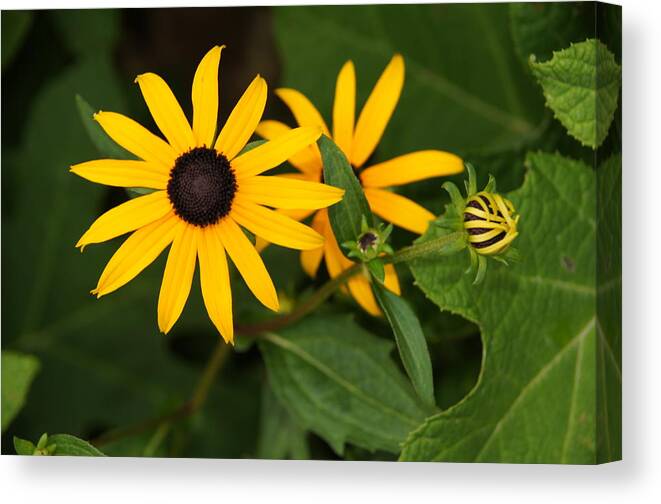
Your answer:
[167,147,237,227]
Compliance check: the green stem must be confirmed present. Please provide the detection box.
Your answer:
[92,342,231,447]
[236,231,464,336]
[386,232,465,264]
[235,262,363,336]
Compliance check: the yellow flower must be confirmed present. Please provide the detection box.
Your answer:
[256,54,463,315]
[71,46,344,343]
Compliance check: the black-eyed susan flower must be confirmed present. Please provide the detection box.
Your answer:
[256,55,463,315]
[71,46,344,343]
[440,164,519,284]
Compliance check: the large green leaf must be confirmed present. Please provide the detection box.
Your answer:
[530,39,621,149]
[401,152,618,463]
[272,4,544,157]
[259,315,432,455]
[1,351,40,432]
[509,2,594,65]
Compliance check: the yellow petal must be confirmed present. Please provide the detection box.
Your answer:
[253,208,316,253]
[94,111,177,171]
[238,175,343,209]
[232,126,322,179]
[214,75,267,160]
[217,217,279,311]
[300,210,325,277]
[158,223,197,334]
[255,120,322,176]
[197,225,233,343]
[275,88,330,136]
[347,275,381,316]
[332,60,355,156]
[360,150,464,188]
[135,72,195,153]
[384,264,401,295]
[192,45,223,148]
[364,187,434,235]
[231,197,323,250]
[70,159,169,189]
[319,213,380,316]
[77,191,172,248]
[351,54,405,168]
[92,213,178,297]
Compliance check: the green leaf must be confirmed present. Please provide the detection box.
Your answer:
[509,2,594,65]
[2,351,40,432]
[320,135,373,253]
[273,4,544,155]
[259,315,432,455]
[48,434,105,456]
[530,39,621,149]
[372,283,435,407]
[13,433,105,456]
[401,152,614,463]
[257,381,309,460]
[1,11,32,70]
[76,94,133,160]
[13,436,36,455]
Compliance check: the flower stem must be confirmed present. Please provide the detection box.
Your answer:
[236,231,464,336]
[235,262,363,336]
[385,231,465,264]
[92,341,231,448]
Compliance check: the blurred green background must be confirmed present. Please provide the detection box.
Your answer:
[1,4,618,459]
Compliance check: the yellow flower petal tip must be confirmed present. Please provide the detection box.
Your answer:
[133,72,153,84]
[266,296,280,313]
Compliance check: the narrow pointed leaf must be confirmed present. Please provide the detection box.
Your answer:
[373,282,435,407]
[319,135,373,257]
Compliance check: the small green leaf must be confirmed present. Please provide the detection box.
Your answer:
[257,381,309,460]
[2,351,40,432]
[259,315,431,455]
[319,135,373,256]
[47,434,105,456]
[1,11,32,69]
[13,436,36,456]
[76,94,133,160]
[373,283,435,407]
[530,39,621,148]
